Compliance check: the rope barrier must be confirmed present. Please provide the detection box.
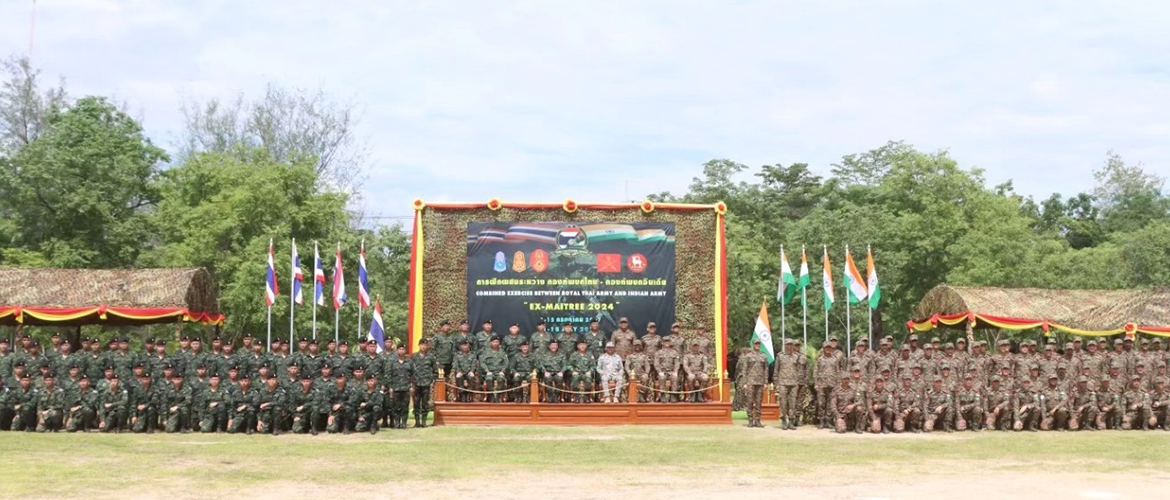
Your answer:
[537,382,630,396]
[642,383,721,396]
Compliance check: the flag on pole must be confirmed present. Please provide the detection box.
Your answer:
[291,240,304,306]
[265,239,279,307]
[367,301,386,353]
[798,247,811,292]
[778,247,797,305]
[333,246,347,310]
[867,247,882,310]
[358,242,371,309]
[313,243,326,307]
[845,247,868,305]
[822,246,835,311]
[752,302,775,363]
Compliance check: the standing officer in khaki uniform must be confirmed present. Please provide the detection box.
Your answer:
[773,339,804,430]
[742,339,769,428]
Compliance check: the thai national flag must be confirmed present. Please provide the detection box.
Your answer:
[367,301,385,353]
[358,241,370,309]
[313,243,326,307]
[333,247,347,310]
[291,240,304,306]
[265,239,279,307]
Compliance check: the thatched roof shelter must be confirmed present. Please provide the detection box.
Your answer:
[912,285,1170,334]
[0,268,223,326]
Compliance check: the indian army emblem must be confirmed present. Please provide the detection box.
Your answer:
[531,249,549,273]
[493,251,507,273]
[512,251,528,273]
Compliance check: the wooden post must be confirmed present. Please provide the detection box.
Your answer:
[434,368,447,404]
[629,378,639,405]
[721,371,732,403]
[765,383,776,405]
[530,370,540,404]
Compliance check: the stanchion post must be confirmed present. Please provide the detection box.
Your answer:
[721,371,732,403]
[530,370,540,404]
[434,368,447,404]
[629,378,639,405]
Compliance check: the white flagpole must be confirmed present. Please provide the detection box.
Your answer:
[312,241,318,341]
[823,245,828,350]
[845,245,851,357]
[267,238,273,351]
[290,238,296,351]
[780,245,786,345]
[335,242,340,345]
[802,245,808,348]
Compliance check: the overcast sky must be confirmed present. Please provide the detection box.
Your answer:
[2,1,1168,219]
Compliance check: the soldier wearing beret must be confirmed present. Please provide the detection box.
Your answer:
[412,339,439,426]
[508,341,536,404]
[451,340,478,403]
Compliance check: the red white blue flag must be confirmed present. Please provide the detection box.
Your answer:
[367,301,385,353]
[313,242,326,307]
[358,241,371,309]
[265,239,279,307]
[333,246,347,310]
[291,239,304,306]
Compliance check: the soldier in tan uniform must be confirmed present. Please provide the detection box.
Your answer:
[814,341,842,429]
[868,375,895,433]
[832,375,866,434]
[773,339,804,430]
[653,337,681,403]
[742,339,769,428]
[681,342,711,402]
[625,341,652,403]
[610,318,637,359]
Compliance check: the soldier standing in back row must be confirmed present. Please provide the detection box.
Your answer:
[611,318,636,359]
[412,340,438,426]
[814,341,841,429]
[742,339,768,428]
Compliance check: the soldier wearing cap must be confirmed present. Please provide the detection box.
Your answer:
[474,320,495,356]
[598,342,625,403]
[539,340,567,403]
[742,338,769,427]
[1122,375,1151,430]
[97,373,127,433]
[681,341,710,402]
[479,336,509,403]
[641,322,663,367]
[923,376,953,433]
[894,372,923,432]
[557,323,578,359]
[508,340,536,404]
[503,323,526,362]
[611,317,636,359]
[850,339,874,382]
[528,320,552,363]
[653,336,681,403]
[625,340,652,403]
[1067,376,1098,431]
[832,374,865,434]
[584,320,606,360]
[873,336,897,379]
[1149,377,1170,431]
[7,369,37,431]
[814,340,841,429]
[64,374,97,432]
[34,371,65,432]
[161,371,192,433]
[412,338,439,425]
[451,340,478,403]
[566,340,597,403]
[774,339,804,430]
[868,374,895,433]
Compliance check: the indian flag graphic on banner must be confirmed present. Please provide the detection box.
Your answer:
[845,246,868,305]
[580,224,637,243]
[752,302,775,363]
[822,246,834,312]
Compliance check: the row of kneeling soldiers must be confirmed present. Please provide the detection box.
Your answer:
[0,341,442,434]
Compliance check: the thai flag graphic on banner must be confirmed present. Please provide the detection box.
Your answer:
[358,242,371,309]
[367,301,386,353]
[313,242,326,307]
[333,246,347,310]
[265,239,279,307]
[291,240,304,306]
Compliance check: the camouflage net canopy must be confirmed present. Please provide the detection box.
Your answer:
[0,268,222,326]
[419,206,718,344]
[912,285,1170,332]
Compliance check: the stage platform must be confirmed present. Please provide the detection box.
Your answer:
[432,378,733,426]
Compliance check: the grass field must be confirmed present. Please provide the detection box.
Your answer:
[4,413,1169,500]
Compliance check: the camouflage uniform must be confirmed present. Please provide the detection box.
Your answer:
[65,385,99,432]
[625,344,652,403]
[1068,380,1099,431]
[611,328,637,359]
[567,349,596,403]
[653,343,681,402]
[814,348,841,428]
[597,349,624,402]
[96,385,128,432]
[741,347,768,427]
[681,347,710,402]
[1013,382,1041,431]
[1122,378,1151,430]
[161,380,193,433]
[199,384,230,433]
[832,378,866,433]
[385,356,414,428]
[256,385,284,434]
[894,376,923,432]
[35,384,66,432]
[923,380,953,433]
[412,349,439,425]
[287,382,317,434]
[227,386,258,434]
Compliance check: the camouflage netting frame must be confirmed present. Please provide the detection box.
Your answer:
[417,206,718,347]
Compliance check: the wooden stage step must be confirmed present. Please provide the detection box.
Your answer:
[434,402,733,426]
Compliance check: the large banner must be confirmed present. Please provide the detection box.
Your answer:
[467,222,676,335]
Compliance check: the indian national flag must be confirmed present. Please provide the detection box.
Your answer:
[752,302,775,363]
[777,247,797,305]
[822,246,834,312]
[867,247,882,310]
[844,247,868,305]
[581,224,637,243]
[798,247,811,292]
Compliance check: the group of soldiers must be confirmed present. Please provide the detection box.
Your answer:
[435,317,716,404]
[0,329,440,434]
[741,332,1170,433]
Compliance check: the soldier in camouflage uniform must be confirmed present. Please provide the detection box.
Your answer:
[161,374,193,433]
[983,376,1013,431]
[354,376,383,434]
[8,373,37,431]
[65,375,98,432]
[568,340,597,403]
[199,375,229,433]
[412,340,439,425]
[923,377,953,433]
[385,345,414,428]
[432,320,456,375]
[529,321,552,361]
[653,337,682,403]
[506,341,535,404]
[451,341,478,403]
[868,376,895,433]
[1068,376,1099,431]
[1040,374,1069,431]
[641,323,662,367]
[502,324,526,362]
[478,337,508,403]
[1150,378,1170,431]
[955,374,983,431]
[584,320,607,360]
[226,376,257,434]
[626,341,652,403]
[1122,375,1152,430]
[814,342,841,429]
[681,341,710,402]
[832,375,865,434]
[1013,378,1041,431]
[96,376,128,433]
[288,375,317,434]
[35,373,65,432]
[894,374,923,433]
[474,320,495,356]
[256,376,284,435]
[742,339,769,427]
[611,318,637,359]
